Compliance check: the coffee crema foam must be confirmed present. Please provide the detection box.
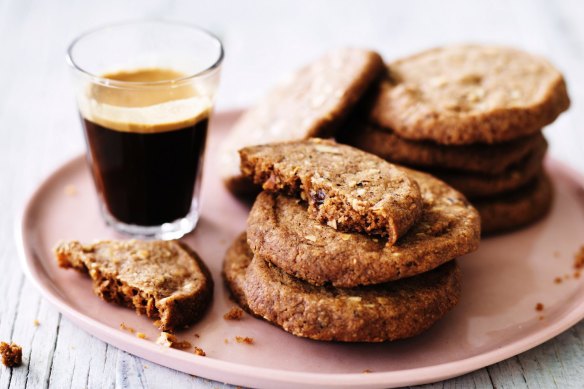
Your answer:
[79,68,212,133]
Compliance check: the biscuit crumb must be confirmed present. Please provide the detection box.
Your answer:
[535,303,544,311]
[194,347,206,356]
[223,306,244,321]
[539,315,545,321]
[235,336,254,345]
[224,338,229,344]
[194,333,200,338]
[64,184,78,196]
[172,340,192,350]
[33,319,40,327]
[574,246,584,269]
[143,365,149,369]
[574,271,581,279]
[156,332,192,349]
[136,332,147,339]
[0,342,22,367]
[554,277,563,284]
[119,322,135,333]
[362,369,372,374]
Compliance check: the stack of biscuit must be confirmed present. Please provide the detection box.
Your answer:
[341,45,570,234]
[223,139,480,342]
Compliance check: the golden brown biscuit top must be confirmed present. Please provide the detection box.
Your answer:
[371,44,570,144]
[54,240,207,299]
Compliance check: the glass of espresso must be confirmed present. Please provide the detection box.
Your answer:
[67,21,223,239]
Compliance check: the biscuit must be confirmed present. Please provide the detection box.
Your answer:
[55,240,213,331]
[230,239,461,342]
[240,139,422,244]
[222,232,253,309]
[370,45,570,145]
[341,122,547,176]
[435,139,547,198]
[219,48,385,196]
[247,169,479,287]
[476,172,553,235]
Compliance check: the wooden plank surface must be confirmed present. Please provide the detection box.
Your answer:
[0,0,583,388]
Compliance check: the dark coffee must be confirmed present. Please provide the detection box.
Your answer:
[83,117,208,225]
[80,68,210,226]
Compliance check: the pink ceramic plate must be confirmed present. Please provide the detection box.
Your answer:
[18,110,584,388]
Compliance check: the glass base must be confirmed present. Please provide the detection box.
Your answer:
[100,202,199,240]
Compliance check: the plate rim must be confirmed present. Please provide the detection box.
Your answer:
[15,110,584,388]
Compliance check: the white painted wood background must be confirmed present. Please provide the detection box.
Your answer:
[1,0,583,388]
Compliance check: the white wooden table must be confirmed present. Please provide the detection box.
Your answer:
[1,0,583,387]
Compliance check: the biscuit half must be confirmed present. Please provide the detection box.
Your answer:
[55,240,213,331]
[240,139,423,244]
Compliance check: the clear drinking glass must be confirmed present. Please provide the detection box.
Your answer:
[67,21,223,239]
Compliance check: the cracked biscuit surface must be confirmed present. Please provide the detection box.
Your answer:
[240,139,423,245]
[223,233,461,342]
[247,168,480,287]
[370,45,570,145]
